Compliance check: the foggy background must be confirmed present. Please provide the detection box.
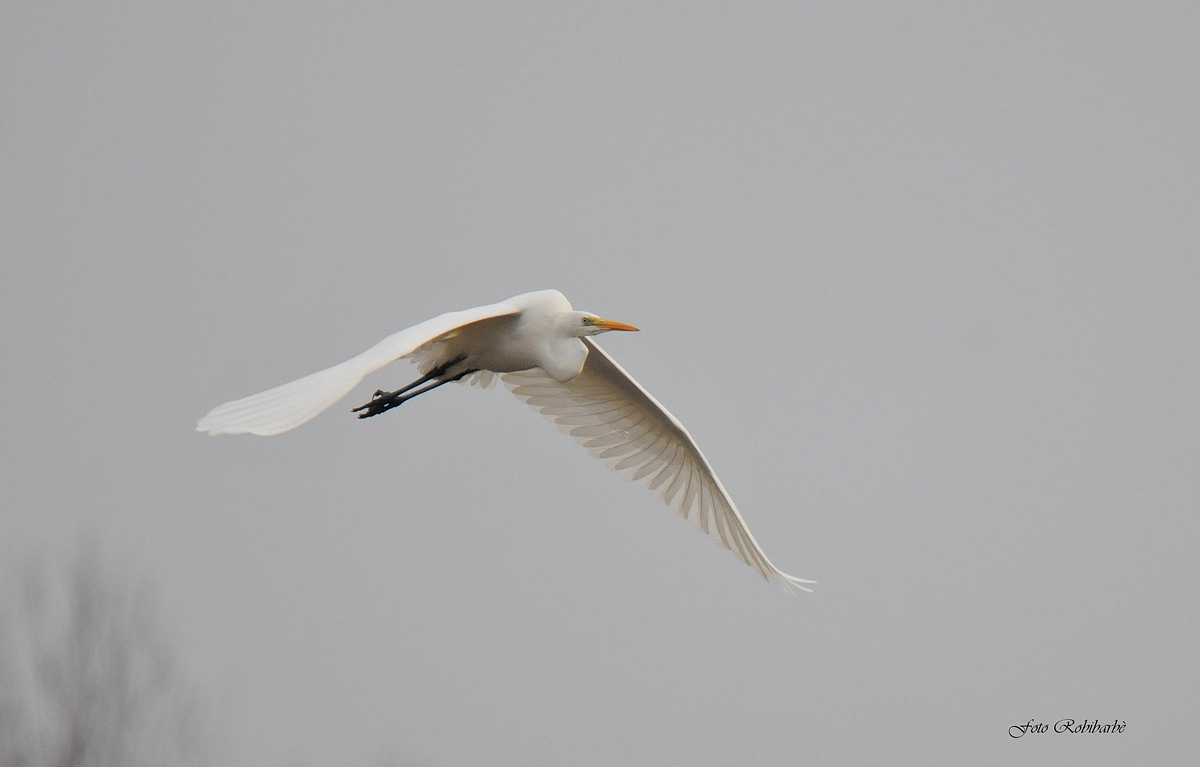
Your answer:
[3,2,1197,765]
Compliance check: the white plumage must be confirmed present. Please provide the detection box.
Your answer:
[198,289,813,592]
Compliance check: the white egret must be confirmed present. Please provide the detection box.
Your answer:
[197,289,813,592]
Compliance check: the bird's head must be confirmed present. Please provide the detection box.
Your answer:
[573,312,639,337]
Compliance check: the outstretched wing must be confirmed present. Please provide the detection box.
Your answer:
[196,296,526,436]
[502,339,813,592]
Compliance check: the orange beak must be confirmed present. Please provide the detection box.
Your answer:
[592,318,639,332]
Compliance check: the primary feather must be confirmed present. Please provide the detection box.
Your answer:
[504,339,813,592]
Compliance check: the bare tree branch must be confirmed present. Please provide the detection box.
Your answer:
[0,544,211,767]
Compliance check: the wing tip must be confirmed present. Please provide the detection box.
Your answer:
[195,411,287,437]
[769,571,817,594]
[195,422,237,437]
[195,419,294,437]
[195,411,242,436]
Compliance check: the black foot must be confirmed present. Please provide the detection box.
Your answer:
[352,389,402,419]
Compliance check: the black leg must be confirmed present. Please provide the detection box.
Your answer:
[375,354,467,399]
[351,355,465,414]
[352,356,477,419]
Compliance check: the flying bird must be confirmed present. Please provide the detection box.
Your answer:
[197,289,813,592]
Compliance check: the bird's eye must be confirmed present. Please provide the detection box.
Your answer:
[581,316,593,325]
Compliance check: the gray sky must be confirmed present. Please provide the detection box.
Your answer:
[3,2,1197,765]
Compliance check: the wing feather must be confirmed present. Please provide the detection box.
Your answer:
[503,338,813,592]
[197,295,527,436]
[646,444,681,491]
[630,434,672,481]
